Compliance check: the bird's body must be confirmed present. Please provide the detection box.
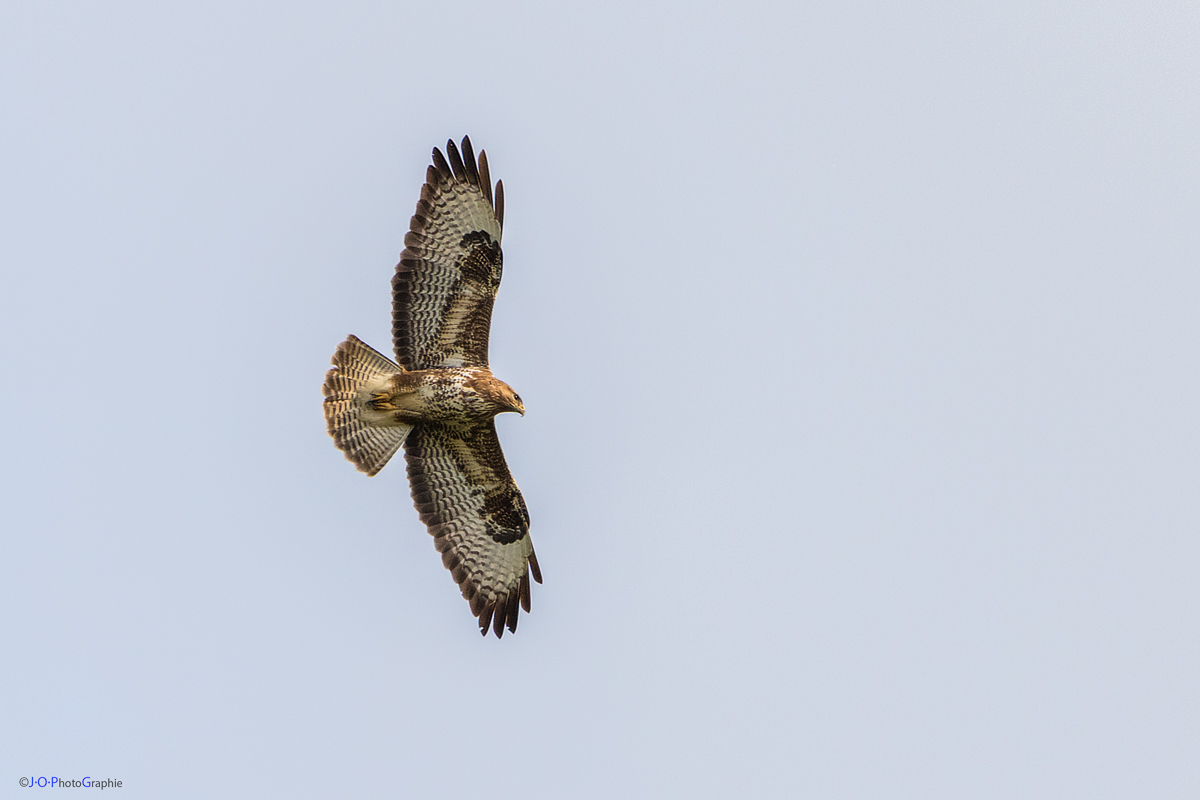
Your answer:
[323,137,540,638]
[357,363,523,427]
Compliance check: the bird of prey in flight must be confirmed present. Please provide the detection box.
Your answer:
[323,136,540,638]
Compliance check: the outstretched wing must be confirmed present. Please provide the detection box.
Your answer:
[393,136,505,371]
[404,421,542,638]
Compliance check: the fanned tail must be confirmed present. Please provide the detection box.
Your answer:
[322,335,412,475]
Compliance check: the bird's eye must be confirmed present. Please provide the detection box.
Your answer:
[513,393,522,403]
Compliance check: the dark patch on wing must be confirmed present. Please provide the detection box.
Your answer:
[457,231,502,284]
[480,490,529,544]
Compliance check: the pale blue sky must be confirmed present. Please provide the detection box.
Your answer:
[3,1,1199,797]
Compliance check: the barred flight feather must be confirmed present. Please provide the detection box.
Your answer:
[322,335,410,476]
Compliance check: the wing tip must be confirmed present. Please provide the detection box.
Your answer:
[423,136,504,226]
[457,557,540,640]
[529,549,542,584]
[445,138,469,182]
[430,146,452,181]
[460,136,482,189]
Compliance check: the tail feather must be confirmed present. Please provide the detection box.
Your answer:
[323,335,412,475]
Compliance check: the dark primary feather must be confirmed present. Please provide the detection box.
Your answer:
[460,137,481,187]
[445,138,469,182]
[477,151,493,205]
[430,147,452,181]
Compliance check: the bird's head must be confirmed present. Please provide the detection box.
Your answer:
[508,390,526,417]
[494,380,525,416]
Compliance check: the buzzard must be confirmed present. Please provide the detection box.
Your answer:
[322,136,540,638]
